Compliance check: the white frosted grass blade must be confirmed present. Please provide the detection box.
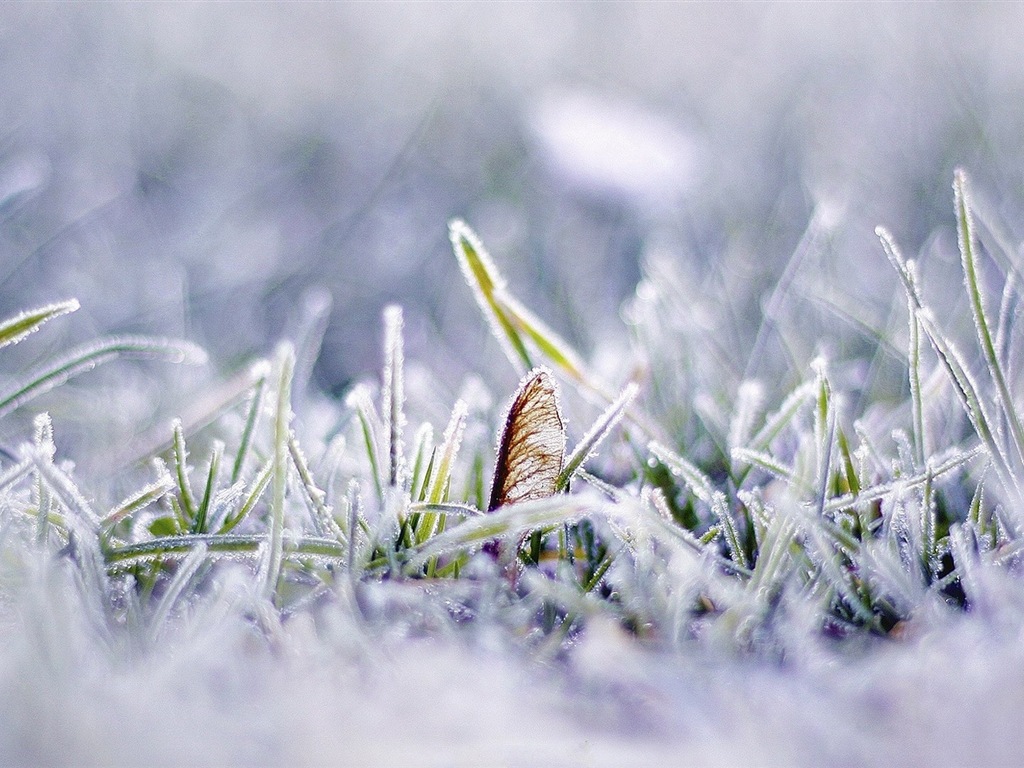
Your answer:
[0,298,78,350]
[881,226,1023,519]
[0,456,33,494]
[203,480,247,535]
[632,490,751,577]
[417,400,468,544]
[557,381,638,492]
[920,469,937,576]
[729,380,764,454]
[171,419,197,523]
[31,451,100,528]
[915,308,1024,523]
[747,503,798,596]
[0,335,207,421]
[101,470,174,531]
[31,453,110,624]
[576,468,622,499]
[712,490,748,570]
[648,441,715,505]
[731,447,798,485]
[404,495,591,572]
[902,258,927,467]
[881,224,1018,505]
[346,479,364,574]
[149,541,208,644]
[797,510,874,624]
[955,169,1024,472]
[289,287,332,397]
[408,501,483,517]
[33,414,54,544]
[948,523,983,608]
[288,431,344,542]
[381,305,406,489]
[220,460,272,533]
[995,270,1017,366]
[263,343,295,601]
[822,446,980,514]
[812,362,837,522]
[747,380,816,452]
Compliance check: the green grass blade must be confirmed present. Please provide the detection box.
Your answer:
[408,423,434,503]
[954,169,1024,470]
[417,397,468,540]
[501,292,589,386]
[449,219,533,374]
[0,299,79,350]
[105,533,347,571]
[220,459,272,533]
[231,362,269,483]
[191,440,223,534]
[172,419,197,523]
[345,384,385,504]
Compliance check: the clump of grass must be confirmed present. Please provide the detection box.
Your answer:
[1,170,1023,665]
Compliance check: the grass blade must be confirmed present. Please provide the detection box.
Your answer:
[557,382,638,491]
[0,335,207,421]
[263,343,295,600]
[954,169,1024,470]
[381,305,406,489]
[0,299,79,350]
[231,362,270,483]
[449,219,533,374]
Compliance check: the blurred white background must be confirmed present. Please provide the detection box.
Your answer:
[0,4,1021,395]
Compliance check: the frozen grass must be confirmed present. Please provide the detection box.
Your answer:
[1,169,1024,763]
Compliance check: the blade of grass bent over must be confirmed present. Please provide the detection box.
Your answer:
[449,219,533,374]
[0,336,206,421]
